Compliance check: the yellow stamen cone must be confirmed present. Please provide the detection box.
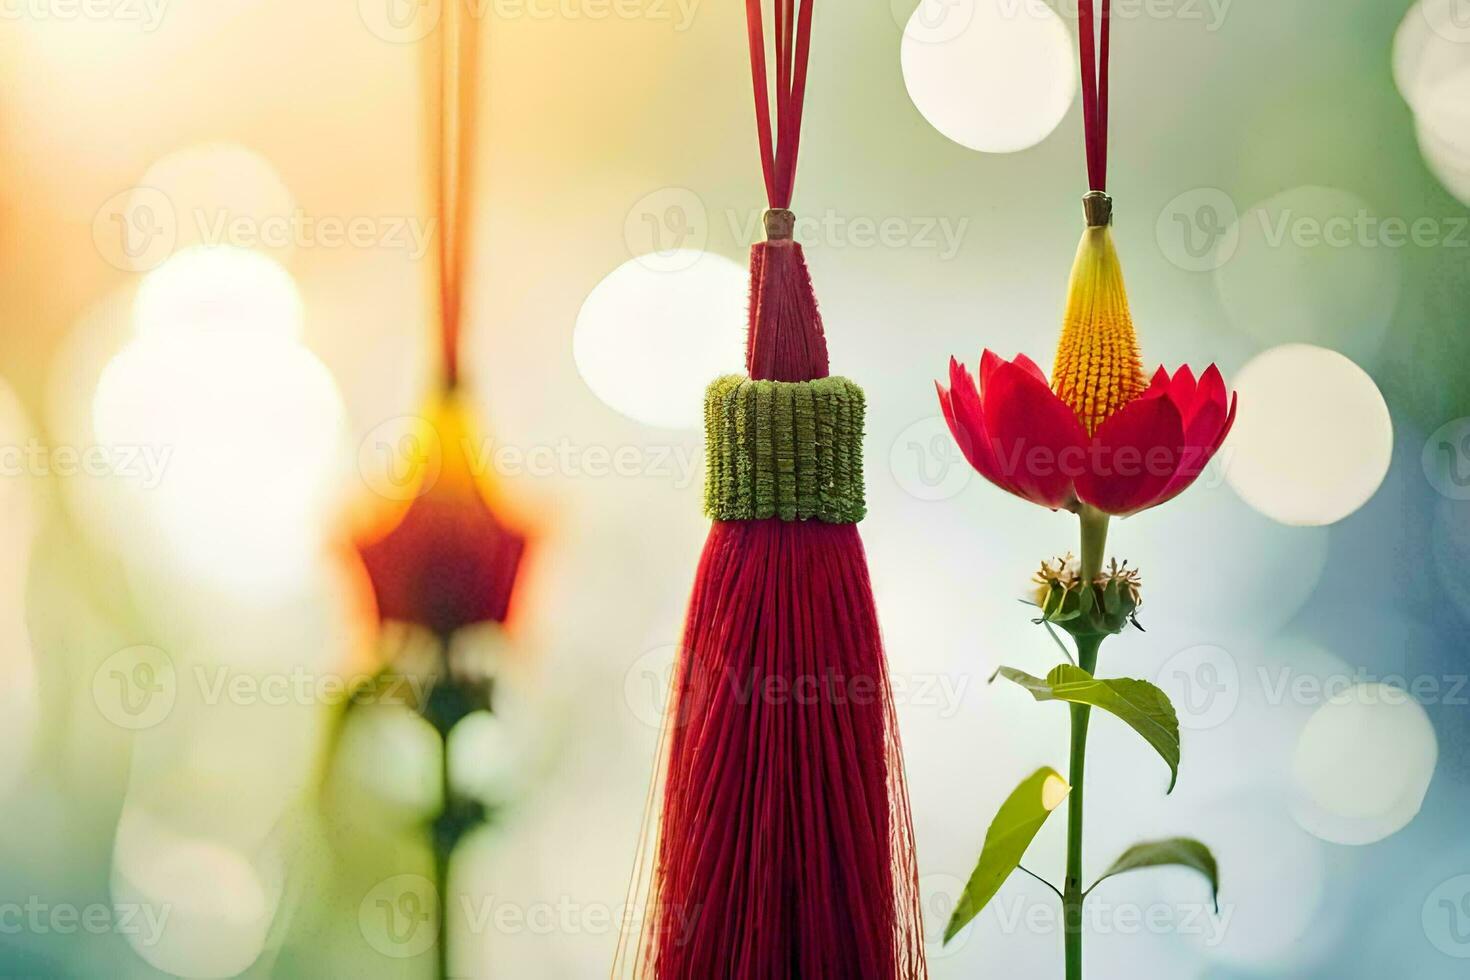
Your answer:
[1051,226,1147,435]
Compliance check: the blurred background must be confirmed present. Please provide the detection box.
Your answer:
[1,0,1469,976]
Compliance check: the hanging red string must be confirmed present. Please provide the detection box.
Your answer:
[356,2,528,637]
[746,0,813,209]
[618,2,926,977]
[426,0,482,388]
[1077,0,1112,192]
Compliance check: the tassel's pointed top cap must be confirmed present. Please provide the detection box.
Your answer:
[1082,191,1113,228]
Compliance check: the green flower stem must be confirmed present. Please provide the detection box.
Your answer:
[1065,506,1110,980]
[1078,504,1110,583]
[1063,633,1102,980]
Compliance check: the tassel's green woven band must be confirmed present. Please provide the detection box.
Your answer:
[704,375,866,524]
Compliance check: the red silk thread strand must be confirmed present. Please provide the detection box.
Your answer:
[426,0,481,388]
[746,0,814,209]
[1077,0,1111,192]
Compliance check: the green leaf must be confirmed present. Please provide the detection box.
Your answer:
[992,664,1182,793]
[944,767,1070,943]
[1088,838,1220,913]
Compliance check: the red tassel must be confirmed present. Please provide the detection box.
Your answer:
[624,244,926,979]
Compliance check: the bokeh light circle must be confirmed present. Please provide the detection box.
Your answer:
[1224,344,1392,526]
[1291,683,1437,845]
[1213,186,1401,365]
[1394,0,1470,111]
[448,710,519,806]
[91,245,347,595]
[136,143,297,263]
[112,809,279,979]
[901,0,1076,153]
[134,245,304,342]
[333,704,444,821]
[573,251,747,430]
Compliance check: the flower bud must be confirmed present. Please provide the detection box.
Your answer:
[1030,554,1143,637]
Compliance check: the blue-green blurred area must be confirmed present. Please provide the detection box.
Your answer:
[0,0,1467,976]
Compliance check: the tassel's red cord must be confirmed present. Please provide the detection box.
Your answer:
[746,0,814,209]
[1077,0,1111,192]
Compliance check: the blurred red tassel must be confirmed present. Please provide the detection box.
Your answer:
[356,394,527,635]
[626,240,926,979]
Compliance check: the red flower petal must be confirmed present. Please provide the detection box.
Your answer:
[982,360,1086,510]
[1154,366,1236,506]
[1189,364,1226,428]
[938,363,1007,494]
[1013,352,1048,386]
[979,349,1005,389]
[1076,392,1184,516]
[1168,364,1198,413]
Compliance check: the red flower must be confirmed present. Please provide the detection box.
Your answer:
[937,352,1236,517]
[355,393,528,636]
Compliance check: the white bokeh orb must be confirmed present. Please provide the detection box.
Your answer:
[900,0,1077,153]
[333,703,444,822]
[111,809,280,979]
[137,143,298,263]
[449,710,520,806]
[91,247,348,595]
[1393,0,1470,112]
[573,251,747,430]
[134,245,304,342]
[1291,683,1438,845]
[1213,186,1401,366]
[1224,344,1392,526]
[92,333,347,594]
